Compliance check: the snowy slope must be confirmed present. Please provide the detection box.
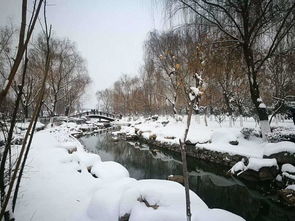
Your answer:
[15,126,245,221]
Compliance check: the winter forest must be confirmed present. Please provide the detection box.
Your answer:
[1,1,295,221]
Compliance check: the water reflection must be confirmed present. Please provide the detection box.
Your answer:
[80,133,295,221]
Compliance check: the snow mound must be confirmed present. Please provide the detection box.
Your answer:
[81,179,220,221]
[58,141,79,150]
[282,172,295,181]
[71,152,101,169]
[276,174,283,182]
[246,158,278,171]
[15,122,45,130]
[15,123,246,221]
[230,158,278,174]
[286,184,295,191]
[282,164,295,174]
[87,178,136,220]
[119,179,208,221]
[121,126,136,136]
[91,161,129,179]
[263,141,295,156]
[230,160,246,174]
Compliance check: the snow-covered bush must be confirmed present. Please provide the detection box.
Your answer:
[240,127,261,139]
[266,127,295,143]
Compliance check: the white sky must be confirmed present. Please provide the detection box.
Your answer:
[0,0,167,108]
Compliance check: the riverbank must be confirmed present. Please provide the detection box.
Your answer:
[112,115,295,206]
[14,122,245,221]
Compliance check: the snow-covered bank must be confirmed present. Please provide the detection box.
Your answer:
[114,115,295,161]
[114,115,295,206]
[15,124,245,221]
[15,122,45,131]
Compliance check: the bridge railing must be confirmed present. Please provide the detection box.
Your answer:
[70,110,120,119]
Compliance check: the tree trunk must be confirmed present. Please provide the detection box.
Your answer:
[204,108,208,127]
[52,97,57,117]
[249,77,270,139]
[180,141,191,221]
[239,115,243,127]
[24,105,29,119]
[222,92,233,128]
[195,114,200,124]
[243,43,270,138]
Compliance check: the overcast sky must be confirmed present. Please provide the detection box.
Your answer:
[0,0,167,108]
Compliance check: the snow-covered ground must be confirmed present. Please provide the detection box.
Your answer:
[14,123,245,221]
[0,121,46,146]
[15,122,45,131]
[115,115,295,159]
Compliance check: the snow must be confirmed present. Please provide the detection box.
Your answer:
[91,161,129,179]
[286,184,295,191]
[15,125,245,221]
[281,164,295,174]
[129,116,212,145]
[230,158,278,174]
[198,127,263,158]
[190,87,202,96]
[211,129,238,144]
[15,121,45,130]
[282,172,295,181]
[117,115,294,159]
[230,160,246,174]
[71,151,101,169]
[119,179,208,221]
[263,141,295,156]
[189,87,202,101]
[117,126,136,136]
[245,158,278,171]
[195,73,202,81]
[85,177,136,221]
[83,179,243,221]
[276,174,283,182]
[189,92,196,101]
[281,162,295,181]
[14,130,96,221]
[258,103,266,108]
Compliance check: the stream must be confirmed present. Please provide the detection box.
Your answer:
[79,132,295,221]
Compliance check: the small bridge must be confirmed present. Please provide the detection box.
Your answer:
[70,110,120,122]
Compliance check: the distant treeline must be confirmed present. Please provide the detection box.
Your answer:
[0,26,90,118]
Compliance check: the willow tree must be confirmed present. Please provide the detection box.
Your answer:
[167,0,295,138]
[28,35,89,116]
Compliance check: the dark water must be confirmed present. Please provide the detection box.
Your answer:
[79,133,295,221]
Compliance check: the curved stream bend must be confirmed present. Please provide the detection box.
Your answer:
[80,133,295,221]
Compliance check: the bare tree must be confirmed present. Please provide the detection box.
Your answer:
[0,0,44,105]
[145,31,185,114]
[167,0,295,138]
[28,35,89,117]
[96,88,113,113]
[0,25,15,89]
[204,37,248,126]
[179,73,204,221]
[0,1,51,219]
